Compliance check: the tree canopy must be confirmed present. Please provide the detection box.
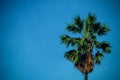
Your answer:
[60,13,111,80]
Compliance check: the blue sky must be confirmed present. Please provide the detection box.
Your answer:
[0,0,120,80]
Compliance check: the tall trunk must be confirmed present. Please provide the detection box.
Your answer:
[84,73,88,80]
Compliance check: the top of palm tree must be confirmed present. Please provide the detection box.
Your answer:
[60,13,111,73]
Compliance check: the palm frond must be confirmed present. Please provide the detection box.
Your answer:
[94,40,101,48]
[94,41,111,53]
[60,35,81,47]
[95,51,104,65]
[89,33,96,40]
[64,50,79,63]
[66,16,84,34]
[86,13,96,25]
[66,24,80,33]
[73,16,84,33]
[78,38,91,53]
[92,22,101,33]
[84,13,96,38]
[97,25,110,36]
[100,41,111,53]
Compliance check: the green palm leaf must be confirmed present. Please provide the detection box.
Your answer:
[95,51,104,65]
[60,35,81,47]
[97,25,110,36]
[66,24,80,33]
[94,41,111,53]
[66,16,84,34]
[73,16,84,33]
[100,41,111,53]
[64,50,79,63]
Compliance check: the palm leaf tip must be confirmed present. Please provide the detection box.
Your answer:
[66,15,84,34]
[101,42,111,53]
[60,35,70,47]
[60,35,68,43]
[73,16,84,32]
[95,51,104,65]
[87,13,96,24]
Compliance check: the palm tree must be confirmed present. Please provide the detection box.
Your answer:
[60,13,111,80]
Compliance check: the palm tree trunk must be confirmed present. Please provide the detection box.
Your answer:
[84,73,88,80]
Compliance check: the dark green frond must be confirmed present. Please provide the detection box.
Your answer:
[100,41,111,53]
[92,22,101,33]
[94,41,111,53]
[60,35,70,47]
[97,25,110,36]
[64,50,79,63]
[86,13,96,25]
[89,33,96,40]
[90,22,110,36]
[66,16,84,34]
[78,38,90,53]
[73,16,84,33]
[66,24,80,33]
[84,13,96,37]
[60,35,81,47]
[94,41,101,48]
[95,51,104,65]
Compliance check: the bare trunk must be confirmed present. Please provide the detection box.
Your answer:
[84,73,88,80]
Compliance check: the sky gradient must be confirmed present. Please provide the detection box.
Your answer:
[0,0,120,80]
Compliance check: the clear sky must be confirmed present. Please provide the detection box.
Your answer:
[0,0,120,80]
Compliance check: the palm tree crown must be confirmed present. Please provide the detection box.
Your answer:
[60,13,111,80]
